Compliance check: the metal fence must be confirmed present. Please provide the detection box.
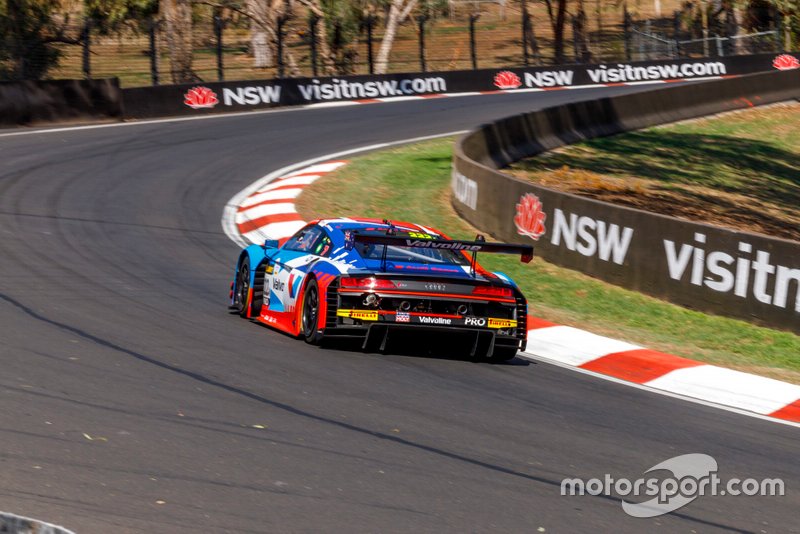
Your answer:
[7,3,788,87]
[631,27,781,61]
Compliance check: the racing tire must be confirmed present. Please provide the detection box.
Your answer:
[490,347,518,362]
[234,257,264,318]
[301,278,324,345]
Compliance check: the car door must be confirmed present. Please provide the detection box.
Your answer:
[265,225,329,314]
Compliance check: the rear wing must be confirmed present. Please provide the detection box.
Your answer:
[347,233,534,263]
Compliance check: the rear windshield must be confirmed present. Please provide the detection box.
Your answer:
[354,231,470,266]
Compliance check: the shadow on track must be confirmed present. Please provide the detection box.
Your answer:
[1,292,754,533]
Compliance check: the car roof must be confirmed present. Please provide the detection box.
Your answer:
[313,217,447,237]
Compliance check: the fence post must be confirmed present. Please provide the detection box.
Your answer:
[623,4,632,61]
[214,11,224,81]
[82,19,91,79]
[417,15,427,72]
[149,19,159,86]
[277,15,287,78]
[469,13,479,69]
[673,10,681,58]
[716,35,724,56]
[366,15,375,74]
[309,14,318,77]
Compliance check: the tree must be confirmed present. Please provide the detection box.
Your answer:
[160,0,197,83]
[542,0,568,63]
[0,0,79,80]
[85,0,159,32]
[375,0,417,74]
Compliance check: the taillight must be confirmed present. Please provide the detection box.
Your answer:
[340,277,396,290]
[472,285,513,298]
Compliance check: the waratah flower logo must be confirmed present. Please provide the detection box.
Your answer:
[514,193,547,240]
[494,70,522,90]
[184,86,219,109]
[773,54,800,71]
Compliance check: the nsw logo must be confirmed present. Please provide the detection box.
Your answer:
[493,70,522,90]
[773,54,800,71]
[184,86,219,109]
[514,193,547,241]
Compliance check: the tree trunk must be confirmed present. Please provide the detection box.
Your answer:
[375,0,417,74]
[161,0,196,83]
[553,0,567,64]
[247,0,273,68]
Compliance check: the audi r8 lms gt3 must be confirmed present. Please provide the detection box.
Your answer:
[230,218,533,361]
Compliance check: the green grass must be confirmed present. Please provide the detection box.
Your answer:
[296,137,800,383]
[508,103,800,241]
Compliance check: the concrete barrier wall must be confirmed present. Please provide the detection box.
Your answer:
[0,79,122,127]
[452,69,800,333]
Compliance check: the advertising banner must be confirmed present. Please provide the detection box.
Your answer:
[121,52,797,119]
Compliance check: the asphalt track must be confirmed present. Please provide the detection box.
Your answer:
[1,88,797,533]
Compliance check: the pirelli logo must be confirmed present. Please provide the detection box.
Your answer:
[337,309,379,321]
[487,318,517,329]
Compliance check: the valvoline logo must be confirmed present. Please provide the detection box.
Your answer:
[514,193,547,241]
[184,86,219,109]
[493,71,522,90]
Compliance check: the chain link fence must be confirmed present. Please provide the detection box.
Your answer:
[5,1,788,87]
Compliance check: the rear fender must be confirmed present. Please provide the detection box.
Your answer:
[232,244,271,311]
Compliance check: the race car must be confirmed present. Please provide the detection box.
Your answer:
[230,218,533,361]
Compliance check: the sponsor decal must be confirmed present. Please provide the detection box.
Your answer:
[515,193,547,241]
[405,239,481,251]
[464,316,487,327]
[586,61,726,83]
[222,85,282,106]
[488,318,517,329]
[551,209,634,266]
[396,312,411,323]
[408,232,434,239]
[424,283,447,292]
[663,233,800,312]
[336,309,379,321]
[773,54,800,71]
[272,278,285,292]
[336,310,378,321]
[524,69,575,88]
[184,86,219,109]
[452,170,478,210]
[494,70,522,90]
[296,76,447,101]
[264,264,274,275]
[418,316,453,325]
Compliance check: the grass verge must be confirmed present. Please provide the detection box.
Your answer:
[296,137,800,383]
[507,102,800,241]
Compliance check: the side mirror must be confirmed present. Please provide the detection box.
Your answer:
[264,239,280,249]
